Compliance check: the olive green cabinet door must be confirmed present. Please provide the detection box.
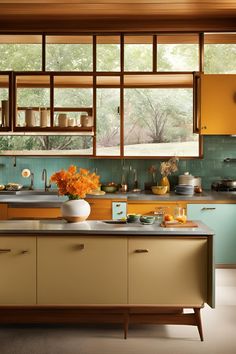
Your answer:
[128,237,208,306]
[0,236,36,304]
[37,236,127,304]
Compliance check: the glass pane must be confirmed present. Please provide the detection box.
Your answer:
[0,75,9,127]
[54,88,93,127]
[96,89,120,156]
[157,36,199,71]
[124,88,199,157]
[16,76,50,128]
[204,44,236,73]
[97,36,120,71]
[124,36,152,71]
[0,136,93,155]
[46,36,93,71]
[0,35,42,71]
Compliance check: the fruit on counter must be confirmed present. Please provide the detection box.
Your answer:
[0,184,5,190]
[164,214,174,222]
[175,215,187,223]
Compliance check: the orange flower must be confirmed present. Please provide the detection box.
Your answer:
[50,165,100,199]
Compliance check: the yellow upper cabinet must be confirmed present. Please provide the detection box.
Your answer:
[200,74,236,135]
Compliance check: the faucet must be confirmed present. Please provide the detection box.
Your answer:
[42,169,51,192]
[29,172,34,190]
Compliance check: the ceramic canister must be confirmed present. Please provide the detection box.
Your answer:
[58,113,68,127]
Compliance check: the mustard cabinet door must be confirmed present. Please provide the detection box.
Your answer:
[201,74,236,135]
[128,237,207,306]
[0,236,36,304]
[37,236,127,304]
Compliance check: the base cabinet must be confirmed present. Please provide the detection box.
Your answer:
[0,236,36,304]
[128,237,208,305]
[187,204,236,265]
[37,236,127,304]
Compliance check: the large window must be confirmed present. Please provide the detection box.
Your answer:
[3,31,234,157]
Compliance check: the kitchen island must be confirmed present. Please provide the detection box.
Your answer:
[0,220,214,341]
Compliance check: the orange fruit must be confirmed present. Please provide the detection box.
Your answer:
[175,215,187,223]
[164,214,174,222]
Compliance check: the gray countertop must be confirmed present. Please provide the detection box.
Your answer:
[0,190,236,207]
[0,219,214,236]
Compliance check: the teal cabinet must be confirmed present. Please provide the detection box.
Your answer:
[187,204,236,265]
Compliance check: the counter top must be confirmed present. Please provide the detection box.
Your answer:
[0,190,236,206]
[0,219,214,236]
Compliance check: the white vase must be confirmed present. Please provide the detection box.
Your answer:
[61,199,91,223]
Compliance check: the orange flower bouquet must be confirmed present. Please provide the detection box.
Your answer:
[50,165,100,200]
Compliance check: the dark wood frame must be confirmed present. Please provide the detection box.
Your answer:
[0,32,206,158]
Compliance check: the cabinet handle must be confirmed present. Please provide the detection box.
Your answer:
[117,211,123,215]
[134,249,149,253]
[201,207,216,211]
[193,73,200,133]
[21,250,29,254]
[0,248,11,253]
[116,204,121,207]
[76,244,85,250]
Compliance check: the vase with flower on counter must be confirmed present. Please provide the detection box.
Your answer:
[50,165,100,223]
[159,157,179,193]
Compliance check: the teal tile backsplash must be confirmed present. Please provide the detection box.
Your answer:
[1,136,236,190]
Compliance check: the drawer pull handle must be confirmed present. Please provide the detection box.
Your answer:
[117,211,123,215]
[134,249,149,253]
[201,207,216,211]
[0,249,11,253]
[21,250,29,254]
[116,204,121,207]
[76,244,85,250]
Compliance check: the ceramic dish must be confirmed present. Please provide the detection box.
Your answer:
[5,183,23,191]
[127,214,140,223]
[140,215,155,225]
[151,185,168,195]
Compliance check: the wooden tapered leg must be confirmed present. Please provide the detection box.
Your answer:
[194,307,204,341]
[123,311,129,339]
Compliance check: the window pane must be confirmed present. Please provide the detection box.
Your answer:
[0,136,93,155]
[54,87,93,127]
[97,36,120,71]
[96,89,120,156]
[124,88,199,157]
[124,36,152,71]
[0,35,42,71]
[204,45,236,73]
[0,75,9,127]
[46,36,93,71]
[157,35,199,71]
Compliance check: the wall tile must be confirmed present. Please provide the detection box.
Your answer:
[1,136,236,190]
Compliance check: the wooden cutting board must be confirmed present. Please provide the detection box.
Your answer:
[161,220,198,228]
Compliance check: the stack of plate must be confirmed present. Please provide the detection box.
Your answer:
[175,184,194,196]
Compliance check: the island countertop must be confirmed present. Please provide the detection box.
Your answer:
[0,219,214,236]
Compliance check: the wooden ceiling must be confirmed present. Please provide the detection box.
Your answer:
[0,1,236,32]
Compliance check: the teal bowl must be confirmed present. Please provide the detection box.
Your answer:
[127,214,140,223]
[140,215,155,225]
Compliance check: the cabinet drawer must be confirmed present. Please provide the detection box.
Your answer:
[112,202,127,220]
[8,207,61,220]
[128,202,186,216]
